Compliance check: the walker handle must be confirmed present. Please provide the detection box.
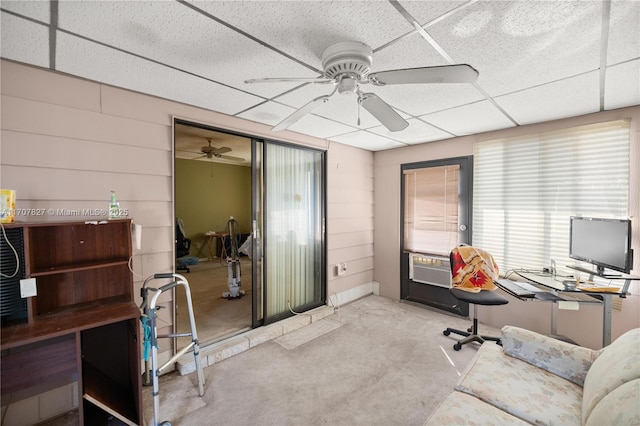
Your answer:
[154,273,174,279]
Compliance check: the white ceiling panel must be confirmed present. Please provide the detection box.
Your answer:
[372,82,484,117]
[287,113,356,140]
[368,119,453,145]
[0,13,49,68]
[56,32,264,115]
[496,72,600,126]
[191,0,412,66]
[370,32,446,72]
[57,1,316,99]
[607,0,640,65]
[423,100,516,136]
[605,60,640,110]
[428,1,602,97]
[400,1,469,27]
[1,0,49,22]
[236,101,297,128]
[329,130,405,151]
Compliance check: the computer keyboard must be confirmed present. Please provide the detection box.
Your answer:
[496,278,537,298]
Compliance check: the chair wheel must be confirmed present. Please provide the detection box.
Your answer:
[453,343,462,351]
[443,330,450,336]
[467,327,473,333]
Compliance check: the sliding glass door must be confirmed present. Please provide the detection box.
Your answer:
[260,142,325,323]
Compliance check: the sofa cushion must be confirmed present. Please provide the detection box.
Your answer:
[425,391,529,425]
[455,342,583,425]
[584,379,640,426]
[582,328,640,423]
[501,325,598,386]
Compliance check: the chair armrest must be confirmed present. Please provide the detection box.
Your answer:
[501,325,599,386]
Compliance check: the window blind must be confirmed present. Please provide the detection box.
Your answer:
[472,120,630,273]
[404,164,460,255]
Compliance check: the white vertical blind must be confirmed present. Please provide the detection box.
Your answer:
[265,144,323,318]
[473,120,630,272]
[404,165,460,255]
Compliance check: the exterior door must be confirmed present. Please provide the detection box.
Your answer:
[400,156,473,315]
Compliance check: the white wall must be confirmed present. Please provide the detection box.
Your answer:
[374,106,640,349]
[0,59,375,352]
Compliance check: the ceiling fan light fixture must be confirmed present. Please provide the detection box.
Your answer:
[338,77,359,95]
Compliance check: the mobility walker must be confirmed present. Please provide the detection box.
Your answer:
[140,273,205,426]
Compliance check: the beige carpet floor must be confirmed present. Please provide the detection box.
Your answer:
[175,258,253,347]
[144,294,501,426]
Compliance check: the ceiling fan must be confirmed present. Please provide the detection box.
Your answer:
[245,41,479,132]
[198,139,243,162]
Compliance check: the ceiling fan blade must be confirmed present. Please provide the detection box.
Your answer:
[214,147,232,155]
[272,95,332,132]
[368,64,478,86]
[245,77,334,84]
[360,93,409,132]
[218,155,244,162]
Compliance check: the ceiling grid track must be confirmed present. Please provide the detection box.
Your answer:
[49,0,58,70]
[599,0,612,111]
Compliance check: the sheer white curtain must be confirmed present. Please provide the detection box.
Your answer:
[473,120,630,272]
[404,165,460,255]
[265,144,323,318]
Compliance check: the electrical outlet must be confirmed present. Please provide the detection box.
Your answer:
[336,262,347,276]
[20,278,37,298]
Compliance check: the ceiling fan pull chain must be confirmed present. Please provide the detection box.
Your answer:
[357,100,361,127]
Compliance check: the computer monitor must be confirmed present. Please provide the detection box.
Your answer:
[569,216,632,276]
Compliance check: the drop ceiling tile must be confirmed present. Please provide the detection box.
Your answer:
[1,0,49,22]
[368,119,453,145]
[372,83,484,117]
[605,59,640,110]
[0,13,50,68]
[57,1,317,99]
[286,113,357,139]
[400,1,469,26]
[370,32,446,72]
[607,0,640,65]
[191,0,413,67]
[495,71,600,126]
[328,130,406,152]
[56,32,263,115]
[427,1,602,96]
[236,101,295,128]
[422,101,515,136]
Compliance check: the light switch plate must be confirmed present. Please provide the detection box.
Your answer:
[20,278,37,298]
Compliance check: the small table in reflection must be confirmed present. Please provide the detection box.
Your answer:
[204,231,229,263]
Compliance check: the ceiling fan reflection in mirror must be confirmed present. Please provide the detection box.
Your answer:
[198,139,243,162]
[245,41,479,132]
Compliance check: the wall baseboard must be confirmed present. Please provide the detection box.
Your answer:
[328,281,379,308]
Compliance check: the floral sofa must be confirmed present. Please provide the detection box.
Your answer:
[426,325,640,425]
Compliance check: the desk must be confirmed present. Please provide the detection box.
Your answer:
[515,270,638,347]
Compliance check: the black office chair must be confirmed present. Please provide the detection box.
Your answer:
[175,218,192,273]
[443,246,509,351]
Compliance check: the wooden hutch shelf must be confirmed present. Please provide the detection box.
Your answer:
[0,219,142,425]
